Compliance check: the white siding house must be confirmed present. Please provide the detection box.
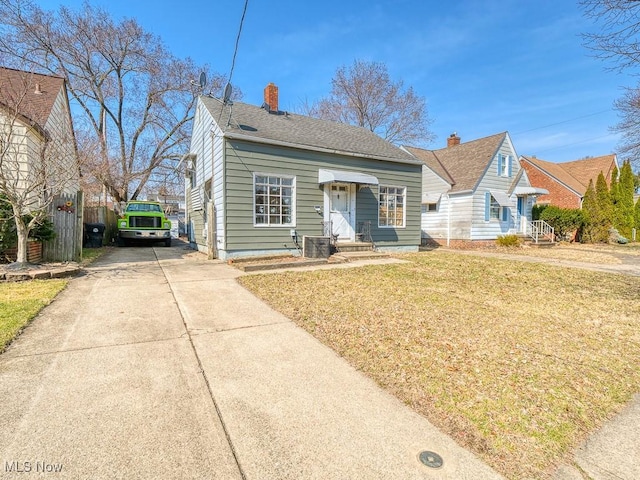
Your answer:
[0,67,81,262]
[404,132,547,247]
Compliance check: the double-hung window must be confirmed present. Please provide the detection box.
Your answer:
[379,185,406,227]
[497,154,511,177]
[489,195,501,220]
[254,174,295,226]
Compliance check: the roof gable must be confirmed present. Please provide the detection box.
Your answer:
[559,154,617,190]
[199,96,420,165]
[521,154,617,197]
[0,67,65,129]
[405,132,508,193]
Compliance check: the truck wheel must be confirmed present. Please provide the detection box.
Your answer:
[164,238,172,247]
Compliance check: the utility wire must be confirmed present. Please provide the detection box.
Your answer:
[228,0,249,86]
[513,109,612,135]
[532,133,615,155]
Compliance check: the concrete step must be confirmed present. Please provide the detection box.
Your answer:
[523,240,556,248]
[334,242,374,253]
[329,251,390,263]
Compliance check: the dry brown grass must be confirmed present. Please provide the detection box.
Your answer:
[500,246,622,264]
[238,251,640,479]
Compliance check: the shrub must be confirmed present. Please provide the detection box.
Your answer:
[532,204,547,221]
[539,206,584,241]
[496,234,522,247]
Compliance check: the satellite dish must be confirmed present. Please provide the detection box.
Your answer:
[223,82,232,104]
[199,72,207,90]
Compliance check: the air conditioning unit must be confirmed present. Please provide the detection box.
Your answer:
[303,236,331,258]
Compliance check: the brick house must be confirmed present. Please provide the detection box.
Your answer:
[519,154,618,208]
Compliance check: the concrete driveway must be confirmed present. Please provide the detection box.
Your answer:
[0,244,502,479]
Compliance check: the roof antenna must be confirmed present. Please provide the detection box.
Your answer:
[223,82,233,105]
[191,72,207,94]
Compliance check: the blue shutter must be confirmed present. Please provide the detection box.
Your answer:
[497,154,502,175]
[507,155,512,177]
[485,192,491,221]
[502,206,509,222]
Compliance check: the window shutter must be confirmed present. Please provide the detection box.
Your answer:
[485,192,490,221]
[497,154,502,175]
[502,206,509,222]
[507,155,512,177]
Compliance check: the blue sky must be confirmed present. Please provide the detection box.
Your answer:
[37,0,627,163]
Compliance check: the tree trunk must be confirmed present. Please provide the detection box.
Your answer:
[14,216,30,265]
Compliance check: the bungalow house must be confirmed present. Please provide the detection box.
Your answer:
[519,154,618,208]
[0,67,81,262]
[185,83,423,260]
[403,132,548,247]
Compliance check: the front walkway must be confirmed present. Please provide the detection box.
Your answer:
[0,245,502,479]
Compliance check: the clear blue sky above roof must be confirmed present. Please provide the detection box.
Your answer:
[36,0,624,163]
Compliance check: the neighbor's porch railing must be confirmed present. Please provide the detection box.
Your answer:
[527,220,555,243]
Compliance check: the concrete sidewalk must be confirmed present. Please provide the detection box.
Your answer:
[0,246,502,479]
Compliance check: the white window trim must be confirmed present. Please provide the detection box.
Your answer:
[499,154,511,177]
[490,195,501,220]
[252,172,296,227]
[378,185,407,228]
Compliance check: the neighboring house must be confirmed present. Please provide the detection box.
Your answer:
[0,67,79,196]
[146,192,186,238]
[520,154,618,208]
[403,132,547,247]
[0,67,81,261]
[146,193,185,215]
[186,83,423,260]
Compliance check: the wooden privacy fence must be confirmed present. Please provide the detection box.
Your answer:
[43,191,83,262]
[83,205,118,245]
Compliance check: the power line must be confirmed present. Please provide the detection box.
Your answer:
[228,0,249,86]
[533,133,615,155]
[513,109,612,135]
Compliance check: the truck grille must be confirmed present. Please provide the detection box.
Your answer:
[130,216,161,228]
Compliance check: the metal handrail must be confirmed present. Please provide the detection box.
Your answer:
[528,220,555,243]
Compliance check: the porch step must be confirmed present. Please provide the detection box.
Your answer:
[329,251,390,263]
[522,239,556,248]
[334,241,374,253]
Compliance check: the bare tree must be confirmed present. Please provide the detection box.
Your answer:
[305,60,434,146]
[0,68,79,265]
[581,1,640,165]
[0,0,228,203]
[581,0,640,74]
[612,87,640,161]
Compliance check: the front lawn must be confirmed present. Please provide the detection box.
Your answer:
[0,279,68,352]
[239,252,640,479]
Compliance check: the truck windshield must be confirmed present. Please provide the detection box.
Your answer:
[126,203,162,213]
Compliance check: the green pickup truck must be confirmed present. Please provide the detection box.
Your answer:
[117,201,172,246]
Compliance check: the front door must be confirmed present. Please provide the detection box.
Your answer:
[517,196,526,233]
[329,183,354,240]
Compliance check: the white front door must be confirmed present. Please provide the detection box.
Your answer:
[328,183,354,240]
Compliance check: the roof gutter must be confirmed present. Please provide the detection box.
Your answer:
[223,131,423,166]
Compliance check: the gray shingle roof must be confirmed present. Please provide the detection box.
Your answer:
[200,96,420,165]
[405,132,507,193]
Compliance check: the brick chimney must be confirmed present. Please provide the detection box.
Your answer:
[264,83,278,112]
[447,132,460,147]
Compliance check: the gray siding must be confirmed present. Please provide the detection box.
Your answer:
[221,140,421,258]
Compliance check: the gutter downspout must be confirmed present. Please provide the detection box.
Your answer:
[446,193,451,247]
